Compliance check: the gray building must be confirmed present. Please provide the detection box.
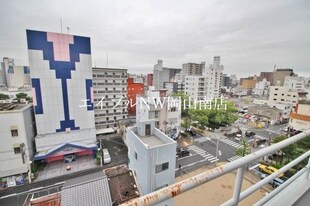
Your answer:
[153,60,181,89]
[92,68,128,134]
[125,120,176,206]
[182,62,205,76]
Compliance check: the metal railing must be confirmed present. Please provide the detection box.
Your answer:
[120,129,310,206]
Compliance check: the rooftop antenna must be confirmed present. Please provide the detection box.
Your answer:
[67,27,70,34]
[60,18,63,33]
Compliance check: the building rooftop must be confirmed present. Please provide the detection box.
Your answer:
[138,135,165,147]
[61,171,113,206]
[105,165,140,205]
[0,103,30,112]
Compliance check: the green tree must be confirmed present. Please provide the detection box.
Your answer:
[15,93,28,99]
[0,93,10,100]
[182,117,191,130]
[172,91,190,117]
[236,140,251,157]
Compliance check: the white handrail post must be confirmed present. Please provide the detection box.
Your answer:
[231,166,245,206]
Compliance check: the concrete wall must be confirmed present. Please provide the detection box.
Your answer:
[0,105,35,177]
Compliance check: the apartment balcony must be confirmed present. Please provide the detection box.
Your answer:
[120,129,310,206]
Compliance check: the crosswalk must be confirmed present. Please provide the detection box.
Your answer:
[220,138,241,148]
[187,145,218,163]
[194,137,211,143]
[228,155,242,162]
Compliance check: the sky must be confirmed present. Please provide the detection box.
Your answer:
[0,0,309,78]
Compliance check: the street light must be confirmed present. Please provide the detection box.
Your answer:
[28,161,32,184]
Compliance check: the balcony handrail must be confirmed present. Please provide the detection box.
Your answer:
[120,129,310,206]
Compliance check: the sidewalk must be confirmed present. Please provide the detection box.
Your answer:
[174,163,269,206]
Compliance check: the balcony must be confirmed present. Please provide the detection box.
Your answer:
[120,129,310,206]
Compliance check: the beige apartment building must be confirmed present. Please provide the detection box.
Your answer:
[289,100,310,131]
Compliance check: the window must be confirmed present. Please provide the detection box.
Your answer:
[14,147,21,154]
[134,151,138,160]
[275,88,279,90]
[11,129,18,137]
[107,117,109,121]
[156,162,169,173]
[106,110,109,113]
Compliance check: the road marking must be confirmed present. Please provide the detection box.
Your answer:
[29,187,43,191]
[202,154,212,158]
[228,155,242,162]
[0,193,17,199]
[207,157,217,161]
[249,164,260,171]
[209,158,219,163]
[220,139,241,148]
[177,154,197,160]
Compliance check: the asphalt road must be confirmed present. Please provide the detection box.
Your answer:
[0,136,129,206]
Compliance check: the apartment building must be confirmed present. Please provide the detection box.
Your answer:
[268,86,299,107]
[136,87,181,139]
[146,73,153,86]
[125,120,176,206]
[0,103,35,180]
[184,56,224,100]
[93,67,128,133]
[153,60,181,89]
[182,62,205,76]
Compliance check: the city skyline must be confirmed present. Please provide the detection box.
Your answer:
[0,0,309,78]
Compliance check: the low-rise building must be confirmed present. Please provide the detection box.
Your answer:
[125,120,176,206]
[289,100,310,131]
[272,68,295,86]
[0,103,35,182]
[136,87,181,139]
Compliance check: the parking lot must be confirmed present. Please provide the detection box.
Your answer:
[36,155,97,181]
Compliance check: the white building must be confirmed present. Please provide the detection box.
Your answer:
[253,78,270,96]
[289,100,310,131]
[1,57,31,88]
[184,56,224,100]
[92,67,128,134]
[136,87,181,139]
[27,30,97,162]
[0,103,35,179]
[283,76,305,92]
[268,86,299,107]
[125,119,176,206]
[153,60,181,89]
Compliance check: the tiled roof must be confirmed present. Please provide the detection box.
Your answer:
[61,171,112,206]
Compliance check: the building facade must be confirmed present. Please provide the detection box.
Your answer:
[268,86,299,107]
[0,103,35,179]
[184,56,224,100]
[283,76,305,92]
[136,87,181,139]
[1,57,31,88]
[272,68,295,86]
[182,62,205,76]
[92,67,128,133]
[289,100,310,131]
[127,77,144,116]
[26,30,97,161]
[153,60,181,89]
[253,78,270,96]
[146,73,153,86]
[125,120,176,206]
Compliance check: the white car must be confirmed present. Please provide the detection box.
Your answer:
[102,148,111,164]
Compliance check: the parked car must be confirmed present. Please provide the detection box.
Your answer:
[102,148,111,164]
[186,128,196,136]
[261,174,284,188]
[259,164,284,178]
[245,131,256,137]
[176,148,190,157]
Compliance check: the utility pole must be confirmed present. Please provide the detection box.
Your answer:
[100,138,103,166]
